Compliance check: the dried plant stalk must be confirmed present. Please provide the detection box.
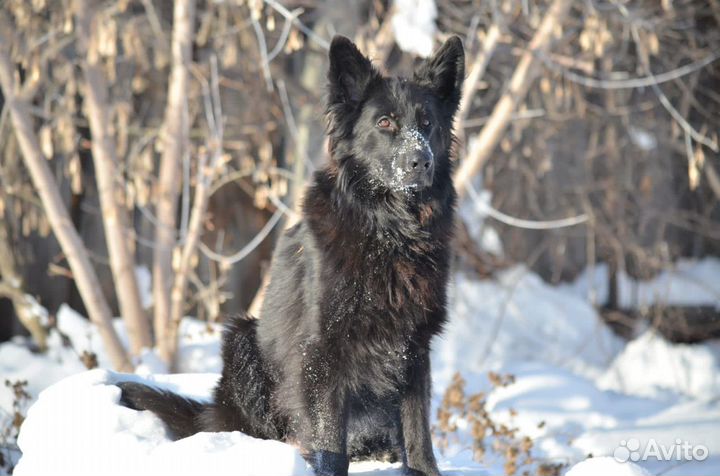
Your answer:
[454,0,573,195]
[0,211,47,351]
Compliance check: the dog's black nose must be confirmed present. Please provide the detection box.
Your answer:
[410,158,432,170]
[409,150,433,172]
[402,150,434,189]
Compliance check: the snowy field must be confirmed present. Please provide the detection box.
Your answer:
[2,259,719,476]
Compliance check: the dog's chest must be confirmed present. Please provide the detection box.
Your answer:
[339,324,416,395]
[319,252,438,385]
[325,247,437,316]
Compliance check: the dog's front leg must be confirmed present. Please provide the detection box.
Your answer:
[400,350,441,476]
[302,354,349,476]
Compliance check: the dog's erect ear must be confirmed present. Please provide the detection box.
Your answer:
[328,36,379,105]
[414,36,465,113]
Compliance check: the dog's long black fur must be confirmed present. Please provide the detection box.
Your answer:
[119,35,464,476]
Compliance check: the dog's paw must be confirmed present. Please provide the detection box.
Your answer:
[307,449,349,476]
[402,464,442,476]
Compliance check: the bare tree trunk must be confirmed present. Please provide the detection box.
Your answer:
[0,39,132,372]
[74,0,152,356]
[154,0,196,365]
[453,0,572,195]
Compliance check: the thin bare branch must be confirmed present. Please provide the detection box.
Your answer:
[165,56,224,369]
[458,24,501,126]
[538,50,720,90]
[250,10,274,92]
[466,182,588,230]
[262,0,330,50]
[198,208,284,265]
[267,8,304,61]
[618,0,719,152]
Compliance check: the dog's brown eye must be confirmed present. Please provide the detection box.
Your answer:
[377,117,392,129]
[421,118,431,128]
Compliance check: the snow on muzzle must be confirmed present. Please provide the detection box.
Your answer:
[390,128,434,190]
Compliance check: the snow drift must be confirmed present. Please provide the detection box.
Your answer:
[13,370,310,476]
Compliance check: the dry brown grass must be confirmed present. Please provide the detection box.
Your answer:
[434,371,565,476]
[0,380,30,474]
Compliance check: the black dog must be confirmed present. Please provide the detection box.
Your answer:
[119,35,464,476]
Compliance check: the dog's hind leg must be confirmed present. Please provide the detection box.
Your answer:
[119,315,281,441]
[203,315,283,440]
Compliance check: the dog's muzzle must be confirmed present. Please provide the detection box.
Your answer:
[392,129,434,190]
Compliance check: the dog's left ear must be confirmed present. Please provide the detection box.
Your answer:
[328,35,380,106]
[414,36,465,113]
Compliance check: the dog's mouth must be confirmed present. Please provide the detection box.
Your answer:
[389,160,434,193]
[392,178,433,193]
[390,162,434,193]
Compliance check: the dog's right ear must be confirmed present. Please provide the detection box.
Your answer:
[414,36,465,115]
[328,36,379,105]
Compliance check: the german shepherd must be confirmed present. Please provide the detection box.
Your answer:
[119,35,464,476]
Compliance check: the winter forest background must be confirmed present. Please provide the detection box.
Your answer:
[0,0,719,475]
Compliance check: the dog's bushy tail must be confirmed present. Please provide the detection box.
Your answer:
[118,381,206,439]
[118,315,281,441]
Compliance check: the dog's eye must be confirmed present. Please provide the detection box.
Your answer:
[421,118,431,128]
[377,117,392,129]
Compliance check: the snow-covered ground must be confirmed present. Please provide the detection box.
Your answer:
[434,264,720,476]
[2,259,719,475]
[565,257,720,309]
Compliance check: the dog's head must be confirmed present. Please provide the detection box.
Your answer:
[326,36,464,196]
